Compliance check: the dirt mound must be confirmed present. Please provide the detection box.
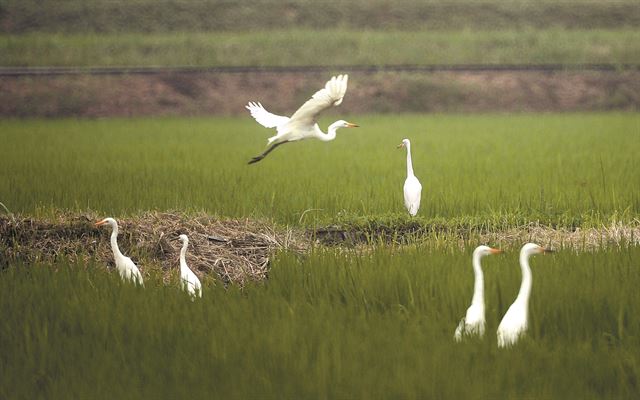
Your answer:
[312,221,439,246]
[310,220,640,250]
[0,212,306,286]
[2,70,639,117]
[2,213,637,283]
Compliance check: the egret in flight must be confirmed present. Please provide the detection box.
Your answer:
[397,138,422,216]
[454,245,502,341]
[177,234,202,298]
[95,218,144,286]
[246,74,358,164]
[497,243,553,348]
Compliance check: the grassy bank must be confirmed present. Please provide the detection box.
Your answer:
[1,245,639,398]
[2,30,639,67]
[0,114,637,226]
[3,0,639,33]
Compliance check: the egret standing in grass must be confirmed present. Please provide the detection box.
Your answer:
[95,218,144,286]
[246,74,358,164]
[397,138,422,216]
[178,234,202,298]
[454,245,502,341]
[497,243,553,348]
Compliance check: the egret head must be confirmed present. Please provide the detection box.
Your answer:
[473,245,502,258]
[95,217,116,228]
[397,138,411,149]
[521,243,554,256]
[335,120,359,129]
[178,234,189,244]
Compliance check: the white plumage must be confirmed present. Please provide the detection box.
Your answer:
[245,102,289,130]
[497,243,553,348]
[95,218,144,286]
[454,245,502,341]
[246,74,358,164]
[398,138,422,216]
[178,234,202,298]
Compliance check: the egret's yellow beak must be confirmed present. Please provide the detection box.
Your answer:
[95,219,107,227]
[397,143,405,149]
[346,122,359,128]
[489,248,503,254]
[542,247,554,253]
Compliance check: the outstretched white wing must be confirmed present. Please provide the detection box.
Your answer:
[287,74,349,129]
[245,102,289,128]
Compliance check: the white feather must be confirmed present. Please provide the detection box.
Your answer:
[497,243,549,348]
[246,75,352,147]
[287,74,349,130]
[178,235,202,298]
[245,102,289,129]
[399,138,422,216]
[404,176,422,217]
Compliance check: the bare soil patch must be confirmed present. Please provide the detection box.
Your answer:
[2,70,639,117]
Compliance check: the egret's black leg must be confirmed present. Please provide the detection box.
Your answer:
[248,141,288,165]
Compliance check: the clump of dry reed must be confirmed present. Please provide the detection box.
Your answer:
[0,212,307,286]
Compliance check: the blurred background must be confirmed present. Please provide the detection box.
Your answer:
[1,0,638,117]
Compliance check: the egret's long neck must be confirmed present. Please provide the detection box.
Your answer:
[405,143,415,177]
[179,241,188,272]
[317,122,340,142]
[109,223,124,259]
[471,252,485,306]
[515,251,533,307]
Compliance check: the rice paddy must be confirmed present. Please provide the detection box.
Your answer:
[3,0,639,396]
[1,246,639,399]
[1,112,639,398]
[0,113,637,226]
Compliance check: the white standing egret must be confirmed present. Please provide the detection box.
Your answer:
[454,245,502,341]
[397,138,422,216]
[497,243,553,348]
[246,74,358,164]
[95,218,144,286]
[177,234,202,298]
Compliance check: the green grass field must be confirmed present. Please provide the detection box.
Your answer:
[2,246,639,399]
[1,113,638,398]
[0,114,637,227]
[3,1,639,397]
[2,29,639,67]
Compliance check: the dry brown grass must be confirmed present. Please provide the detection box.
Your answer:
[479,220,640,251]
[0,212,307,286]
[1,213,638,285]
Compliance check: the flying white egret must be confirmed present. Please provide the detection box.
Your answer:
[245,74,358,164]
[454,245,502,341]
[177,234,202,298]
[95,218,144,286]
[397,138,422,216]
[497,243,553,348]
